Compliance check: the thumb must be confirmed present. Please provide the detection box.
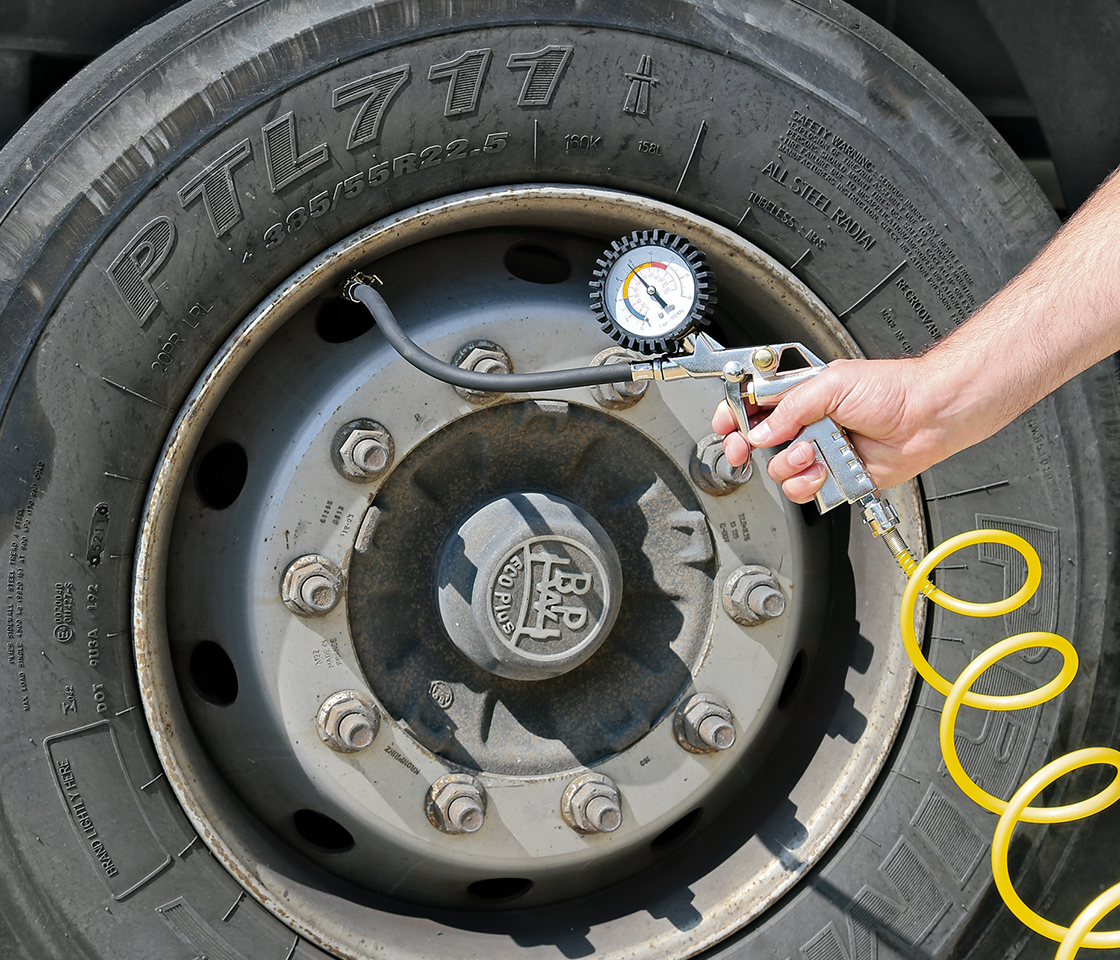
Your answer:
[748,362,853,447]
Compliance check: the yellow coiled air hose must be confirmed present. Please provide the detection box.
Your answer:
[892,527,1120,957]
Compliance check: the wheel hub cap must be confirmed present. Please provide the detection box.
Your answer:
[437,491,623,680]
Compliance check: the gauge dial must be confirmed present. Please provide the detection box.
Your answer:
[589,231,715,354]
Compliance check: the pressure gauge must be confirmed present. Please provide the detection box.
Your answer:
[589,230,715,354]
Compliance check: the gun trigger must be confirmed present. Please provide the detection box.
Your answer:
[724,378,750,436]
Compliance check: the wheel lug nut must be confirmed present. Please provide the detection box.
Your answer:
[715,454,746,485]
[352,437,389,472]
[427,774,487,834]
[281,554,343,617]
[452,339,512,405]
[722,564,785,625]
[333,418,394,482]
[562,772,622,834]
[675,694,736,754]
[690,434,751,496]
[316,690,380,752]
[588,346,649,410]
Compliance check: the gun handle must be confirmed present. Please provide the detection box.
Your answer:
[795,416,877,513]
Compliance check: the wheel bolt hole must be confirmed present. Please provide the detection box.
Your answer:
[189,640,239,706]
[467,877,534,903]
[293,809,355,852]
[316,297,375,343]
[650,807,703,852]
[195,442,248,510]
[503,241,571,284]
[779,650,808,709]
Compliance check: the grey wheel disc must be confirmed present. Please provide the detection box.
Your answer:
[134,185,923,955]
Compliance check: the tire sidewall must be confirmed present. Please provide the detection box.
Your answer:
[0,3,1093,960]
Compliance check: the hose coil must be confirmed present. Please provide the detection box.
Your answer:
[900,529,1120,956]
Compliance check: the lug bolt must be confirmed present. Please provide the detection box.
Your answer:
[588,347,649,410]
[675,694,736,753]
[333,419,394,482]
[722,564,786,625]
[562,772,623,834]
[426,774,487,834]
[690,433,751,496]
[452,340,512,405]
[316,690,380,752]
[748,583,785,619]
[281,554,343,617]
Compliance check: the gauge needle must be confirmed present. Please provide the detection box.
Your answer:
[637,271,670,309]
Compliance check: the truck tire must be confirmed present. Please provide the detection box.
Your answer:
[0,2,1116,959]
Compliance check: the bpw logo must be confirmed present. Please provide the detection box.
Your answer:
[489,538,601,652]
[519,550,592,640]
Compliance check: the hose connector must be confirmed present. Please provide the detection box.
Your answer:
[342,272,381,303]
[859,494,936,594]
[858,493,899,538]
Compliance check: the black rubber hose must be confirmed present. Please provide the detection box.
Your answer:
[351,283,637,392]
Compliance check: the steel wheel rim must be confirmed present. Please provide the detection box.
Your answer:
[133,184,923,960]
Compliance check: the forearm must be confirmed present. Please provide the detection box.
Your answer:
[918,165,1120,456]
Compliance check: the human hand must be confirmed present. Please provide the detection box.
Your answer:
[712,356,957,503]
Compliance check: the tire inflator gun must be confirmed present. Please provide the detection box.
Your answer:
[341,270,913,577]
[344,229,1120,956]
